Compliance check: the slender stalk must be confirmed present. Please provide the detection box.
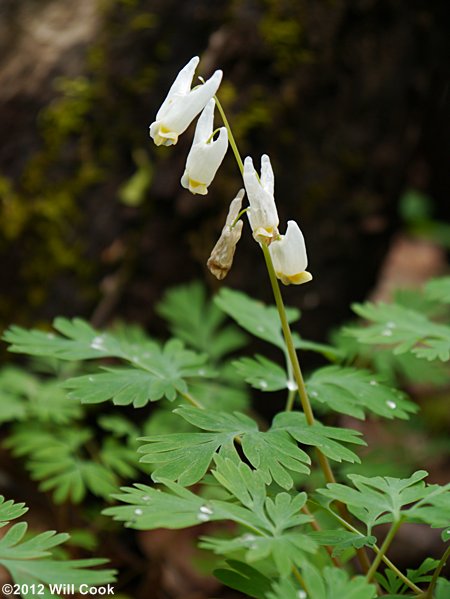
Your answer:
[292,566,309,595]
[425,545,450,598]
[366,520,402,582]
[261,244,315,424]
[321,506,422,595]
[215,92,372,578]
[179,390,204,409]
[285,388,296,411]
[214,95,244,175]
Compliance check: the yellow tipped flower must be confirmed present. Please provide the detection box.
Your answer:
[149,56,222,147]
[269,220,312,285]
[243,155,279,243]
[181,100,228,195]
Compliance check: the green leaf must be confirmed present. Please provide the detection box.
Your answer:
[106,479,217,529]
[293,337,345,361]
[306,366,417,420]
[213,560,272,599]
[188,378,250,411]
[107,458,315,576]
[407,483,450,528]
[272,411,366,463]
[406,557,440,587]
[435,578,450,599]
[0,496,28,527]
[64,339,210,407]
[214,288,299,349]
[202,460,316,577]
[425,276,450,304]
[4,318,127,360]
[300,563,377,599]
[157,281,247,360]
[98,414,139,440]
[100,439,141,479]
[266,577,301,599]
[0,521,115,592]
[0,367,82,424]
[345,302,450,362]
[318,470,436,533]
[233,355,288,391]
[139,406,310,489]
[6,425,117,504]
[309,529,376,556]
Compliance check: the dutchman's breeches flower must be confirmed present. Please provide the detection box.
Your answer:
[207,189,245,280]
[149,56,222,147]
[269,220,313,285]
[243,155,279,243]
[181,99,228,195]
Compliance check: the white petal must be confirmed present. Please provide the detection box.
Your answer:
[243,155,279,241]
[155,56,199,120]
[193,99,215,145]
[182,127,228,194]
[269,220,311,285]
[260,154,274,196]
[150,64,222,146]
[165,69,222,135]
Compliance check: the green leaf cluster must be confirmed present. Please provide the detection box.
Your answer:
[0,496,115,595]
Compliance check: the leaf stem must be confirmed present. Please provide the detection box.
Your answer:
[366,520,401,582]
[301,505,342,567]
[292,566,309,595]
[316,504,422,595]
[179,390,204,409]
[425,544,450,598]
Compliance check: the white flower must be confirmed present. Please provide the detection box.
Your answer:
[207,189,245,279]
[269,220,312,285]
[243,154,279,243]
[181,100,228,195]
[149,56,222,147]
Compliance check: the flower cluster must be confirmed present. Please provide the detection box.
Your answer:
[149,57,312,286]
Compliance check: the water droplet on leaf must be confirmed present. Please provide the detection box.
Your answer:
[90,336,105,351]
[386,400,397,409]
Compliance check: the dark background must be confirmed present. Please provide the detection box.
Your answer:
[0,0,449,338]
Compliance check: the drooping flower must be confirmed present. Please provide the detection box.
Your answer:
[243,155,279,243]
[269,220,312,285]
[207,189,245,280]
[149,56,222,147]
[181,99,228,195]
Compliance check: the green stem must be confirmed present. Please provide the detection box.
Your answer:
[214,91,373,580]
[318,505,422,595]
[301,505,342,568]
[285,388,296,411]
[425,545,450,598]
[261,244,315,424]
[292,566,309,595]
[366,520,402,582]
[214,95,244,175]
[179,390,204,409]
